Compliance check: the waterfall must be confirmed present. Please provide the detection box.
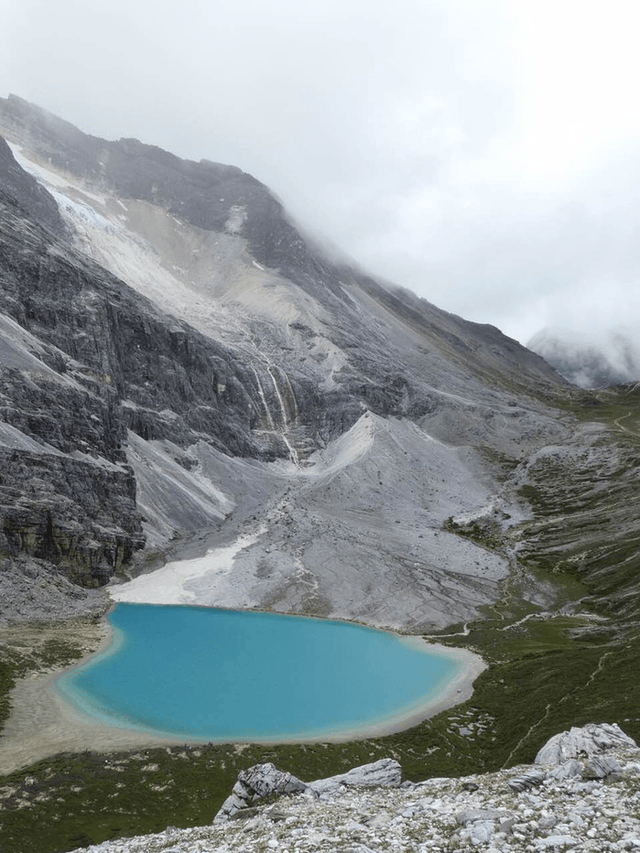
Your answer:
[266,363,300,466]
[266,363,290,429]
[282,369,300,424]
[251,364,300,466]
[252,367,276,431]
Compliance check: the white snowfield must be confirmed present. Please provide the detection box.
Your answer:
[109,530,263,605]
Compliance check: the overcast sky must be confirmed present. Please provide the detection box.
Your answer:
[2,0,640,346]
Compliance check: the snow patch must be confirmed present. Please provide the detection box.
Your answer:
[110,530,263,605]
[50,189,115,233]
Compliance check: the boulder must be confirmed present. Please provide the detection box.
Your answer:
[306,758,402,799]
[214,762,307,822]
[456,808,508,825]
[534,723,637,766]
[214,758,402,821]
[549,759,584,781]
[506,770,546,792]
[584,755,622,779]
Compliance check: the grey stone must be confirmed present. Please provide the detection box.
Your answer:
[584,755,622,779]
[467,819,496,844]
[535,723,637,766]
[456,808,507,825]
[549,759,584,781]
[507,770,546,792]
[237,763,307,799]
[306,759,402,798]
[499,816,518,834]
[214,763,306,822]
[535,835,579,849]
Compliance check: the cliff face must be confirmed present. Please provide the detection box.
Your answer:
[0,95,573,628]
[0,147,268,590]
[0,136,65,235]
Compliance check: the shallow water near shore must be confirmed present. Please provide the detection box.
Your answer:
[56,603,462,741]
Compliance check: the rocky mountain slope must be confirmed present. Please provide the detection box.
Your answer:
[63,723,640,853]
[2,96,640,853]
[0,94,571,631]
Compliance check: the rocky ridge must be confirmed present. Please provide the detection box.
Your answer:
[66,724,640,853]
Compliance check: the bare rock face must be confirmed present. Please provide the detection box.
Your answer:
[0,448,144,586]
[534,722,638,765]
[214,763,307,822]
[214,758,402,822]
[305,758,403,799]
[0,135,65,235]
[0,146,270,608]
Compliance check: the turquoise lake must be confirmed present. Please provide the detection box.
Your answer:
[56,603,460,741]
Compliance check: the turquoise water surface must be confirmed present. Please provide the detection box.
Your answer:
[56,603,459,740]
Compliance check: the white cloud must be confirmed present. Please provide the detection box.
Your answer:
[2,0,640,346]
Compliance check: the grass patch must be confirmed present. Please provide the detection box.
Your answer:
[443,516,504,550]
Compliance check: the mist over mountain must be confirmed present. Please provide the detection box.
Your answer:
[528,326,640,389]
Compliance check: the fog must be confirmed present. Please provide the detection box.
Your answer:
[2,0,640,353]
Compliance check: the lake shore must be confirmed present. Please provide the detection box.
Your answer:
[0,615,484,776]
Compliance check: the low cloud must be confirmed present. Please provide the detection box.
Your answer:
[2,0,640,346]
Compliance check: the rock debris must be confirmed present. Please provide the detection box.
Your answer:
[68,724,640,853]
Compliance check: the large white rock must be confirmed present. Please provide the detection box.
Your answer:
[214,762,307,822]
[535,723,637,765]
[214,758,403,821]
[306,758,402,798]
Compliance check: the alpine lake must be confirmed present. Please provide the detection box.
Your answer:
[56,603,462,742]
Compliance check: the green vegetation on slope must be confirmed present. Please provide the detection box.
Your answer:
[0,627,87,732]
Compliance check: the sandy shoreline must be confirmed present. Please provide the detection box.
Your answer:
[0,615,484,776]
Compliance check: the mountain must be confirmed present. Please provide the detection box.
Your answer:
[3,95,640,853]
[529,326,640,389]
[0,94,569,631]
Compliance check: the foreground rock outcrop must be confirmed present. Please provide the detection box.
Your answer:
[214,758,403,822]
[68,723,640,852]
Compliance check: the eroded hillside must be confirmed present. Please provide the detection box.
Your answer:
[0,94,572,631]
